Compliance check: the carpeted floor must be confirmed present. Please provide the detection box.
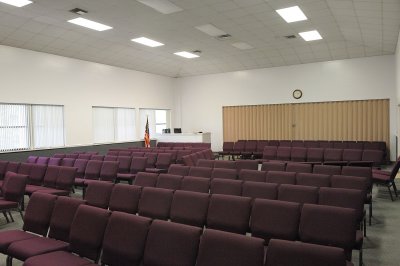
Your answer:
[0,182,399,266]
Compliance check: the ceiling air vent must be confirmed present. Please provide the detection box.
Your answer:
[217,34,232,40]
[284,35,297,39]
[192,50,202,54]
[69,8,88,15]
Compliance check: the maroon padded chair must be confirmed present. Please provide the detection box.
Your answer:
[119,151,131,157]
[47,157,62,166]
[130,152,144,157]
[36,157,50,165]
[211,168,237,180]
[72,159,89,179]
[291,147,307,162]
[262,146,278,160]
[65,154,79,159]
[360,149,383,167]
[168,164,190,176]
[372,158,400,201]
[53,154,65,159]
[0,193,57,253]
[108,184,142,214]
[276,147,291,161]
[90,155,104,161]
[138,187,173,220]
[156,174,183,190]
[235,160,258,172]
[319,141,333,148]
[292,140,305,147]
[241,140,257,159]
[170,190,210,227]
[266,239,351,266]
[266,171,296,185]
[176,150,191,164]
[188,166,213,178]
[254,140,268,159]
[180,176,210,193]
[74,160,102,187]
[306,148,324,163]
[115,156,131,174]
[84,181,114,209]
[0,172,27,222]
[196,229,264,266]
[241,182,278,201]
[313,164,341,175]
[100,212,151,266]
[231,141,245,159]
[196,159,215,168]
[285,162,312,173]
[143,220,202,266]
[348,142,363,150]
[278,184,319,205]
[18,163,47,186]
[304,141,319,148]
[104,155,118,161]
[324,148,343,162]
[206,194,251,234]
[261,161,286,172]
[333,141,348,149]
[134,172,158,187]
[210,179,242,196]
[61,160,78,170]
[26,156,38,164]
[279,140,292,147]
[214,160,236,169]
[144,153,158,168]
[23,205,111,266]
[6,197,85,265]
[97,161,119,182]
[296,173,330,188]
[342,149,363,162]
[77,154,92,160]
[250,198,301,244]
[0,160,9,180]
[238,169,266,183]
[299,204,357,261]
[117,157,148,184]
[218,142,234,159]
[182,155,195,166]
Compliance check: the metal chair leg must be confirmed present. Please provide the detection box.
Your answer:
[359,247,363,266]
[3,211,9,223]
[8,211,14,222]
[388,186,394,201]
[369,201,372,226]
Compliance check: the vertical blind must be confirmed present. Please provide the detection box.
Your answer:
[92,107,136,143]
[0,103,64,152]
[139,109,171,138]
[223,99,390,146]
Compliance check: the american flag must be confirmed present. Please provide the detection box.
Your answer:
[144,116,150,148]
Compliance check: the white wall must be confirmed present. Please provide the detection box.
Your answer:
[175,55,398,160]
[0,45,175,146]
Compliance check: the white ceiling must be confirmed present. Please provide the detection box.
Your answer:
[0,0,399,77]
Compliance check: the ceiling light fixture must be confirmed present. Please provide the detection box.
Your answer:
[137,0,183,14]
[131,37,164,47]
[174,51,200,59]
[68,17,112,31]
[299,30,322,41]
[232,42,253,50]
[0,0,32,7]
[195,24,227,37]
[276,6,307,23]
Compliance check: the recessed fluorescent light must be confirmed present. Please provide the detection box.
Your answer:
[174,51,199,59]
[232,42,253,50]
[132,37,164,47]
[276,6,307,23]
[68,17,112,31]
[137,0,183,14]
[195,24,227,37]
[0,0,32,7]
[299,30,322,41]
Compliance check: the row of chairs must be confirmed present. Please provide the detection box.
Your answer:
[220,139,386,160]
[261,146,384,166]
[157,141,211,148]
[82,182,361,264]
[0,193,351,266]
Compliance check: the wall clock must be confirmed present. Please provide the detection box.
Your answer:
[293,89,303,99]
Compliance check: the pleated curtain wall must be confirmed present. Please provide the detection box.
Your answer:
[223,99,390,146]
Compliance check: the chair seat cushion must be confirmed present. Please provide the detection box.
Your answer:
[372,173,390,182]
[35,188,70,196]
[116,173,136,181]
[25,185,45,195]
[84,179,112,186]
[7,237,69,260]
[372,169,390,176]
[0,200,18,209]
[145,168,167,174]
[24,251,92,266]
[0,230,37,253]
[74,178,85,186]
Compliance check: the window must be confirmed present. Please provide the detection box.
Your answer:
[155,110,167,134]
[92,107,136,143]
[139,109,170,137]
[0,103,65,152]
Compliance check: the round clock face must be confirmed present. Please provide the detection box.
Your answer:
[293,89,303,99]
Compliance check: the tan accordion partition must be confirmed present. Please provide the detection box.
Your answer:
[223,99,389,146]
